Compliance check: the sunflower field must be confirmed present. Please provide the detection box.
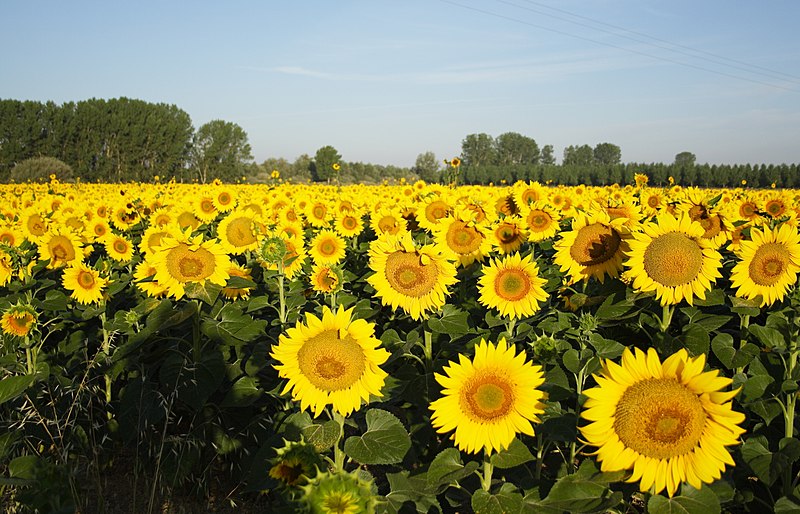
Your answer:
[1,176,800,513]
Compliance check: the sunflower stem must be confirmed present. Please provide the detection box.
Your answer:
[737,314,751,374]
[100,311,113,416]
[423,330,433,369]
[481,450,494,492]
[25,343,33,375]
[506,318,517,340]
[330,291,337,311]
[277,262,287,325]
[535,437,546,481]
[333,411,346,472]
[192,300,201,362]
[659,303,674,333]
[784,340,798,496]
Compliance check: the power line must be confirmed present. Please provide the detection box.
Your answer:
[516,0,800,83]
[438,0,799,93]
[510,0,800,85]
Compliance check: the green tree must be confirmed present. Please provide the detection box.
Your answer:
[494,132,540,165]
[190,120,253,183]
[10,156,74,183]
[540,144,556,165]
[460,133,496,167]
[593,142,622,165]
[413,151,441,183]
[674,151,696,167]
[311,145,342,183]
[562,144,594,166]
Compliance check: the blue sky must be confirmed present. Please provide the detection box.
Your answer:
[2,0,799,167]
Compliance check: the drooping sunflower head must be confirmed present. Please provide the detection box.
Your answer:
[730,223,800,306]
[367,232,458,320]
[478,252,549,320]
[269,438,323,487]
[624,213,722,306]
[430,337,546,454]
[580,347,745,497]
[271,306,389,417]
[553,210,629,284]
[1,303,37,338]
[300,468,377,514]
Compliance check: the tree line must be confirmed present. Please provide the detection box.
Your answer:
[450,132,800,188]
[0,98,253,183]
[2,98,797,187]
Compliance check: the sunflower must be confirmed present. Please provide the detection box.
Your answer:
[416,196,452,232]
[334,212,365,238]
[194,195,219,222]
[103,233,135,263]
[730,223,800,306]
[309,263,343,294]
[300,469,377,514]
[553,210,629,284]
[369,208,407,237]
[271,306,389,417]
[639,188,665,217]
[86,218,111,242]
[624,214,722,306]
[0,223,23,248]
[513,181,545,209]
[309,229,347,266]
[260,234,307,280]
[133,259,169,297]
[306,200,332,228]
[221,263,255,300]
[478,253,549,320]
[429,337,546,454]
[1,304,37,337]
[38,229,83,269]
[151,231,231,299]
[269,439,323,487]
[216,210,260,254]
[62,262,108,304]
[434,208,492,267]
[212,187,237,212]
[580,347,745,497]
[0,249,12,287]
[522,202,560,242]
[20,208,50,242]
[138,225,178,256]
[489,216,528,254]
[368,232,458,320]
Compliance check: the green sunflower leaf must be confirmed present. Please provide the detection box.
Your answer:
[344,409,411,465]
[471,489,527,514]
[647,484,721,514]
[490,437,535,469]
